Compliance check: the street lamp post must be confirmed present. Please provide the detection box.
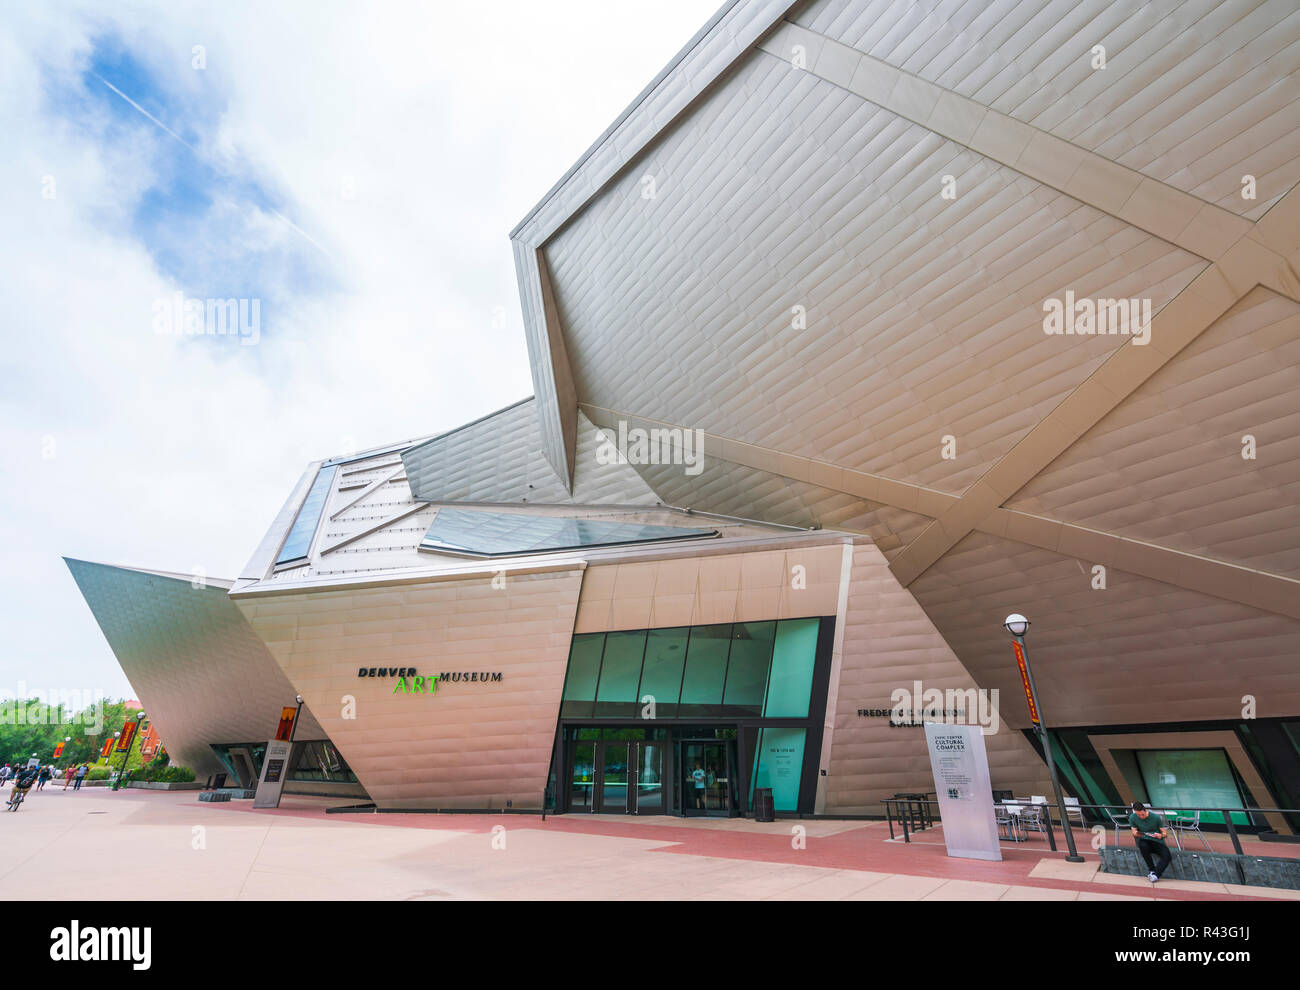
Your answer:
[1004,614,1084,863]
[113,711,145,791]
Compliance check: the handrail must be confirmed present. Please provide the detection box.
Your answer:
[880,796,1300,855]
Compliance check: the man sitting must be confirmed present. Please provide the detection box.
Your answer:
[1128,801,1172,883]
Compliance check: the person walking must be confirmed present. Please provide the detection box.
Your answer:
[0,764,10,788]
[36,765,52,791]
[1129,801,1173,883]
[63,765,75,790]
[73,764,88,791]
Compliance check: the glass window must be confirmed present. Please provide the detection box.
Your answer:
[1137,749,1250,826]
[594,630,646,716]
[763,618,820,717]
[276,465,338,566]
[561,634,604,718]
[679,624,731,715]
[722,621,775,714]
[420,508,716,557]
[751,727,806,811]
[639,627,688,717]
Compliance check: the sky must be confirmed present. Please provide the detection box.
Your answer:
[0,0,722,702]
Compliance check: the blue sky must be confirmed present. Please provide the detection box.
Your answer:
[0,0,721,702]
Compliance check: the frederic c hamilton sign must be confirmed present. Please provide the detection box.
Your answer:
[357,667,503,695]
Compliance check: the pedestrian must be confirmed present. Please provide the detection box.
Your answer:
[0,764,10,787]
[63,765,75,790]
[1129,801,1173,883]
[73,764,87,790]
[36,764,52,791]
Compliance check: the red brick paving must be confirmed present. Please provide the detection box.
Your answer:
[190,793,1291,901]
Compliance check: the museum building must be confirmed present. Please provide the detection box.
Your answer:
[69,0,1300,829]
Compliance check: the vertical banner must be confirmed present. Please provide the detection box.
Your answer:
[274,706,297,742]
[100,739,115,758]
[924,722,1002,861]
[53,742,65,758]
[116,721,139,752]
[1010,641,1040,724]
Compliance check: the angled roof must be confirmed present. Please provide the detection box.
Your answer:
[64,558,326,776]
[508,0,1300,726]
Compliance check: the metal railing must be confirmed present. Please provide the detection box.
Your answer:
[882,796,1300,857]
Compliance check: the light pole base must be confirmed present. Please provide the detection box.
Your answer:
[1064,855,1086,863]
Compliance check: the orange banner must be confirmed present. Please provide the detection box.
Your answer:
[53,742,64,758]
[116,721,138,753]
[274,706,297,742]
[100,739,114,758]
[1011,641,1040,725]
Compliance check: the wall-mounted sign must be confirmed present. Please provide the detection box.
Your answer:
[392,672,504,696]
[358,667,418,678]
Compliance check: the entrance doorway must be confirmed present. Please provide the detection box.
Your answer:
[569,739,666,814]
[680,740,735,816]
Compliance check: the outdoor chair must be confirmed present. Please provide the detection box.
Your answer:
[1169,810,1212,851]
[1063,796,1084,825]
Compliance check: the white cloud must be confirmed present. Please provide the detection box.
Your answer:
[0,0,721,699]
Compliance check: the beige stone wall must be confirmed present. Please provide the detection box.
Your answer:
[574,543,847,631]
[236,567,584,810]
[821,544,1055,815]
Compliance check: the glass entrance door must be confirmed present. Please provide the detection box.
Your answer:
[570,740,595,812]
[570,740,667,814]
[680,741,734,816]
[597,741,630,813]
[635,742,665,814]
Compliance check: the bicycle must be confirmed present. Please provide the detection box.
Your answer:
[7,787,29,812]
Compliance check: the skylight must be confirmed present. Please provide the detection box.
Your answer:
[418,509,717,558]
[275,465,338,567]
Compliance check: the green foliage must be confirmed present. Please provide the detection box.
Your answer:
[85,766,111,780]
[135,762,194,783]
[0,697,149,771]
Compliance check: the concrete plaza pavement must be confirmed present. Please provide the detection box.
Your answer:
[1,787,1295,901]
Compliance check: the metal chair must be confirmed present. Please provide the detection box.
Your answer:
[1161,811,1184,850]
[1170,809,1211,851]
[995,803,1023,842]
[1106,808,1130,847]
[1064,796,1084,825]
[1019,802,1047,834]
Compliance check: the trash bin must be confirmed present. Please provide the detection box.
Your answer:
[753,787,775,823]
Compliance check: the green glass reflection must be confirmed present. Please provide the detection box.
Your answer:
[679,624,730,714]
[762,618,819,717]
[750,727,806,811]
[722,621,774,714]
[561,633,604,717]
[594,630,646,715]
[639,627,688,716]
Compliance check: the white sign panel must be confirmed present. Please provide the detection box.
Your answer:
[924,722,1001,861]
[252,738,294,809]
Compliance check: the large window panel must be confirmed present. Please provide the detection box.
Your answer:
[679,624,731,716]
[722,621,775,715]
[762,617,819,717]
[561,633,604,718]
[750,727,806,811]
[593,630,647,716]
[639,627,688,717]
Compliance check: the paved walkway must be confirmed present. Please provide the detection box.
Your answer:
[0,788,1294,901]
